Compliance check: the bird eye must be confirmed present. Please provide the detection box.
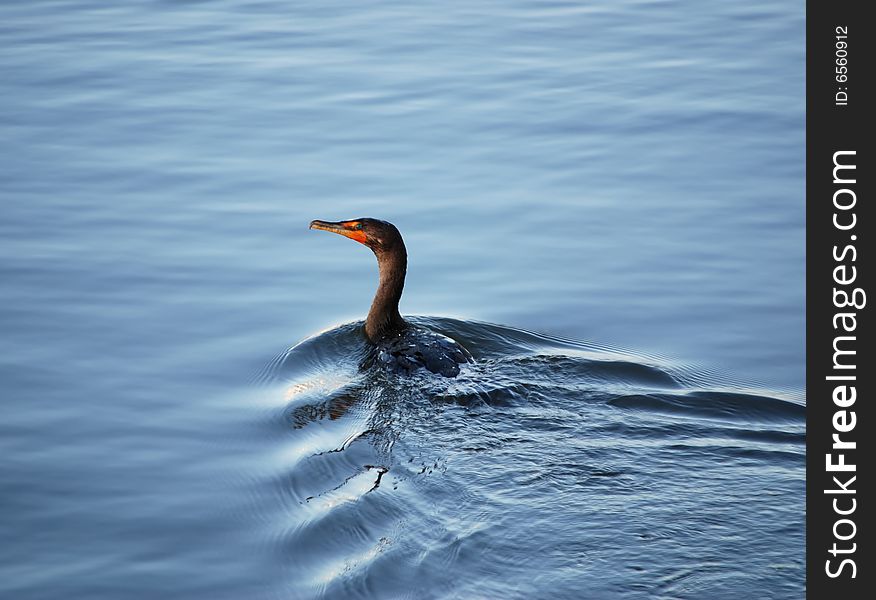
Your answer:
[354,223,363,230]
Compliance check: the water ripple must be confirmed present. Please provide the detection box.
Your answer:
[252,316,804,598]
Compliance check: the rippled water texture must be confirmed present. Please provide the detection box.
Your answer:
[259,318,804,598]
[2,1,803,598]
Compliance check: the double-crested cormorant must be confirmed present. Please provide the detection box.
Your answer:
[309,218,471,377]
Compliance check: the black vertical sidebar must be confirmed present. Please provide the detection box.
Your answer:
[806,0,871,597]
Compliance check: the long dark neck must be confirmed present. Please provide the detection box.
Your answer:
[365,244,407,341]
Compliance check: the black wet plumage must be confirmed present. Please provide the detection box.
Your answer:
[365,325,473,377]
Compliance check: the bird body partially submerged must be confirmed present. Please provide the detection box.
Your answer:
[365,325,472,378]
[309,218,471,377]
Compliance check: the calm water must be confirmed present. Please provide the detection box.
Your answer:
[1,1,804,599]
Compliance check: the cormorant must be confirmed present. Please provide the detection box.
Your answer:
[309,218,471,377]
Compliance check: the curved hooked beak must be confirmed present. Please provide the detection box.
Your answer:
[309,219,368,245]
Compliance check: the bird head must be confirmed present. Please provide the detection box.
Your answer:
[309,218,403,254]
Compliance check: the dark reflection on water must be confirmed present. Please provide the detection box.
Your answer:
[258,318,803,599]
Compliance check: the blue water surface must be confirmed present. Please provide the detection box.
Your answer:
[1,1,804,598]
